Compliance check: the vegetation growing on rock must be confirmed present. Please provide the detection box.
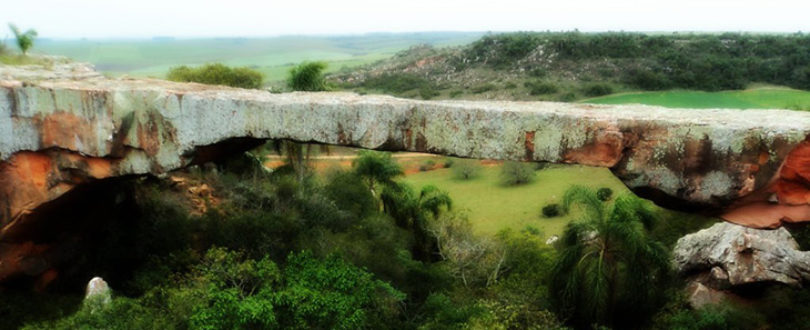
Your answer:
[167,63,264,88]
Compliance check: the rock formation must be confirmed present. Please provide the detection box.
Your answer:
[84,276,112,312]
[674,222,810,286]
[3,62,810,285]
[674,221,810,307]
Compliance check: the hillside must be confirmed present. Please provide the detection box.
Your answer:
[330,32,810,102]
[31,32,484,81]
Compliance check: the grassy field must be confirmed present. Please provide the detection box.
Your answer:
[584,87,810,110]
[402,163,630,237]
[32,32,483,82]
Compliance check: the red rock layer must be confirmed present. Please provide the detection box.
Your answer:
[722,140,810,227]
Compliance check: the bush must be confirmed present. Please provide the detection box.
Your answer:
[529,68,547,78]
[596,187,613,201]
[419,160,436,172]
[452,159,481,180]
[558,92,577,102]
[362,73,434,94]
[524,80,559,95]
[471,83,496,94]
[541,204,562,218]
[419,86,440,99]
[287,61,327,91]
[167,63,263,89]
[581,83,615,97]
[500,161,535,185]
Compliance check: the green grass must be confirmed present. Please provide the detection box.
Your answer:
[402,163,629,237]
[402,161,718,242]
[583,87,810,110]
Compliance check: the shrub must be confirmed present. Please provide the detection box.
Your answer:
[419,86,440,99]
[626,68,672,90]
[541,204,561,218]
[471,83,496,94]
[500,161,535,185]
[558,92,577,102]
[529,68,547,78]
[596,187,613,201]
[581,83,614,97]
[287,61,327,91]
[524,80,559,95]
[419,160,436,172]
[167,63,263,89]
[9,24,37,55]
[452,159,481,180]
[362,73,434,94]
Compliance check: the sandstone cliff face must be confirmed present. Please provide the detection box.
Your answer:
[3,63,810,233]
[5,63,810,285]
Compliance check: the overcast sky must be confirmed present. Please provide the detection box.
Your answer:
[2,0,809,39]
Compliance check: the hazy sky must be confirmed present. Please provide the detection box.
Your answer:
[2,0,809,39]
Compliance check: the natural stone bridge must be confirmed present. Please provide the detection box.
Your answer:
[4,63,810,284]
[4,63,810,229]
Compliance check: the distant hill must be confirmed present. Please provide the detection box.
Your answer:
[33,32,485,81]
[329,32,810,102]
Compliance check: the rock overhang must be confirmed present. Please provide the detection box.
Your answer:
[3,63,810,232]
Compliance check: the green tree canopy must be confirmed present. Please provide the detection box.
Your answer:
[287,61,328,91]
[550,186,669,329]
[8,24,37,55]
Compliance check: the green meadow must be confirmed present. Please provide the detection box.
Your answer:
[34,32,483,81]
[583,87,810,110]
[402,163,629,237]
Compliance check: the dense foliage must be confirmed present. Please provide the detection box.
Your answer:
[499,161,536,185]
[5,150,810,329]
[464,32,810,91]
[551,186,670,328]
[167,63,263,89]
[287,61,328,91]
[8,24,37,55]
[451,159,481,180]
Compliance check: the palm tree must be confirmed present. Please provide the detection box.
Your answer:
[353,150,403,200]
[549,186,669,329]
[9,24,37,55]
[279,61,329,180]
[381,184,452,262]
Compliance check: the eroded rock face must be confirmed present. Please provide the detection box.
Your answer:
[3,63,810,284]
[3,64,810,226]
[674,222,810,287]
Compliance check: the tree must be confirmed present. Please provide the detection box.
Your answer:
[353,150,403,200]
[287,61,328,91]
[380,184,452,262]
[499,161,535,185]
[549,186,669,329]
[9,24,37,55]
[452,159,481,180]
[279,61,328,180]
[428,211,504,287]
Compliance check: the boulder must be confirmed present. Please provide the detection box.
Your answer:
[84,276,112,311]
[673,221,810,287]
